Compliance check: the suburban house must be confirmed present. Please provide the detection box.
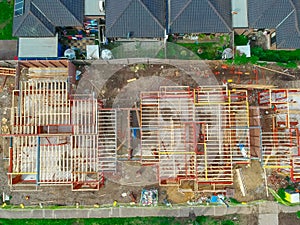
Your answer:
[247,0,300,49]
[168,0,232,34]
[105,0,166,38]
[105,0,300,49]
[13,0,106,60]
[12,0,300,57]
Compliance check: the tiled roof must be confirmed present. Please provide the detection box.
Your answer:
[248,0,300,49]
[169,0,232,33]
[13,0,84,37]
[105,0,165,38]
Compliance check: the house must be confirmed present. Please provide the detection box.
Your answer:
[13,0,84,59]
[105,0,166,38]
[13,0,84,37]
[169,0,232,34]
[105,0,300,49]
[247,0,300,49]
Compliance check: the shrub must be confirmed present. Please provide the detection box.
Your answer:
[234,35,248,45]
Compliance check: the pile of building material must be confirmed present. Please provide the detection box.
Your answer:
[140,189,158,206]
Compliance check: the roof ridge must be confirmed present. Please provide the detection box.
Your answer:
[31,1,53,24]
[138,0,165,30]
[207,0,231,31]
[289,0,300,34]
[107,0,133,34]
[169,0,192,26]
[58,0,82,25]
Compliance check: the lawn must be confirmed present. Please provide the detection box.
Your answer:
[0,1,15,40]
[177,42,223,60]
[0,218,184,225]
[0,217,237,225]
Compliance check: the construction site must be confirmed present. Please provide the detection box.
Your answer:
[0,58,300,206]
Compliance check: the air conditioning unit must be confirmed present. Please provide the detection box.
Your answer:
[99,0,105,12]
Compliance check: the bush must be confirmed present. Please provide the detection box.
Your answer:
[234,35,248,45]
[251,47,300,63]
[278,188,286,200]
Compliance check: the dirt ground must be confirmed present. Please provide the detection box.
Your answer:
[232,160,269,202]
[278,213,300,225]
[1,59,300,208]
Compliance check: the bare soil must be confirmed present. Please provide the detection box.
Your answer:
[278,212,300,225]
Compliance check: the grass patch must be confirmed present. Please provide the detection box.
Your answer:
[195,216,236,225]
[0,1,15,40]
[0,218,180,225]
[155,43,200,60]
[177,42,222,60]
[268,188,298,206]
[297,211,300,219]
[0,217,239,225]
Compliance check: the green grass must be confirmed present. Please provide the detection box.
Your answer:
[195,216,236,225]
[0,218,184,225]
[0,1,15,40]
[0,217,238,225]
[177,42,222,60]
[297,211,300,219]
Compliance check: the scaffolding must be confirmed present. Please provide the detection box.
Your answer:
[140,86,250,189]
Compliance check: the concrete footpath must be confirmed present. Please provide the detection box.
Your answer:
[0,202,299,223]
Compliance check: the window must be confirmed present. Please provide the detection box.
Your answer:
[14,0,24,17]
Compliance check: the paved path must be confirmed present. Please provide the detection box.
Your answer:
[0,202,299,222]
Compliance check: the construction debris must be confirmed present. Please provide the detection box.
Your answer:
[140,189,158,206]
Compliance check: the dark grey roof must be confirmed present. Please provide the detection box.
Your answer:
[13,0,84,37]
[169,0,232,34]
[277,11,300,49]
[248,0,300,49]
[105,0,165,38]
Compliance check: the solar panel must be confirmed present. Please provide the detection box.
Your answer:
[14,0,24,17]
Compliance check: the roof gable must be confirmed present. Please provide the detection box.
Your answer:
[106,0,165,38]
[32,0,83,26]
[13,0,84,37]
[170,0,232,33]
[14,12,55,37]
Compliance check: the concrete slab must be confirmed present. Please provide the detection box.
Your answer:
[259,202,279,214]
[258,214,278,225]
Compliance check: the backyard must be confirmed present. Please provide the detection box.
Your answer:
[0,1,15,40]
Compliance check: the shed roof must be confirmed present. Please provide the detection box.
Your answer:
[18,35,58,58]
[85,0,105,16]
[232,0,248,28]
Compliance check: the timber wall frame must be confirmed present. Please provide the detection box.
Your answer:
[140,86,250,189]
[7,80,105,191]
[258,89,300,181]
